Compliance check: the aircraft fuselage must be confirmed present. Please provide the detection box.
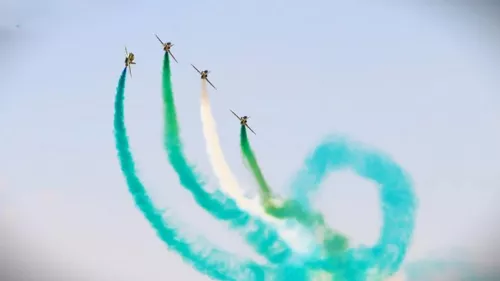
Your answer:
[125,59,135,66]
[125,54,135,66]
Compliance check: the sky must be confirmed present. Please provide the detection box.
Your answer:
[1,0,500,280]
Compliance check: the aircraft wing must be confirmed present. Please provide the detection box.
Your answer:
[191,64,202,74]
[155,34,164,45]
[168,50,178,63]
[128,65,133,78]
[230,110,240,120]
[246,124,256,135]
[206,78,217,90]
[125,46,129,56]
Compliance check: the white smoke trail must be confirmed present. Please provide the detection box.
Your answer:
[199,80,318,255]
[199,80,271,218]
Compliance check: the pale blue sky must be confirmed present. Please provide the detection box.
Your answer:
[1,1,500,280]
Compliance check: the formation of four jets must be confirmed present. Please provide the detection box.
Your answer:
[124,34,256,135]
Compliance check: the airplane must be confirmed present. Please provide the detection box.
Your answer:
[230,110,256,135]
[191,64,217,90]
[154,34,178,63]
[124,46,136,77]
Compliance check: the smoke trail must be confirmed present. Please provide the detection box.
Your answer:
[114,54,418,281]
[160,53,293,264]
[198,80,330,271]
[403,257,500,281]
[289,135,416,280]
[238,125,272,200]
[113,67,262,281]
[239,125,307,221]
[239,125,350,257]
[199,80,255,212]
[199,79,286,225]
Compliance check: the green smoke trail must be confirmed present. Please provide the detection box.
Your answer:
[239,125,349,256]
[161,53,242,217]
[114,66,266,281]
[290,135,416,279]
[114,52,418,280]
[160,53,293,265]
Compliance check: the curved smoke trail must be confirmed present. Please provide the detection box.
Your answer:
[198,80,304,240]
[199,79,264,217]
[198,80,335,272]
[115,53,417,281]
[160,53,295,265]
[113,66,264,281]
[289,135,416,280]
[239,125,298,218]
[239,126,350,258]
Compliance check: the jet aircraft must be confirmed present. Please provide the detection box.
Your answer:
[124,46,135,77]
[191,64,217,90]
[230,110,256,135]
[154,34,178,63]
